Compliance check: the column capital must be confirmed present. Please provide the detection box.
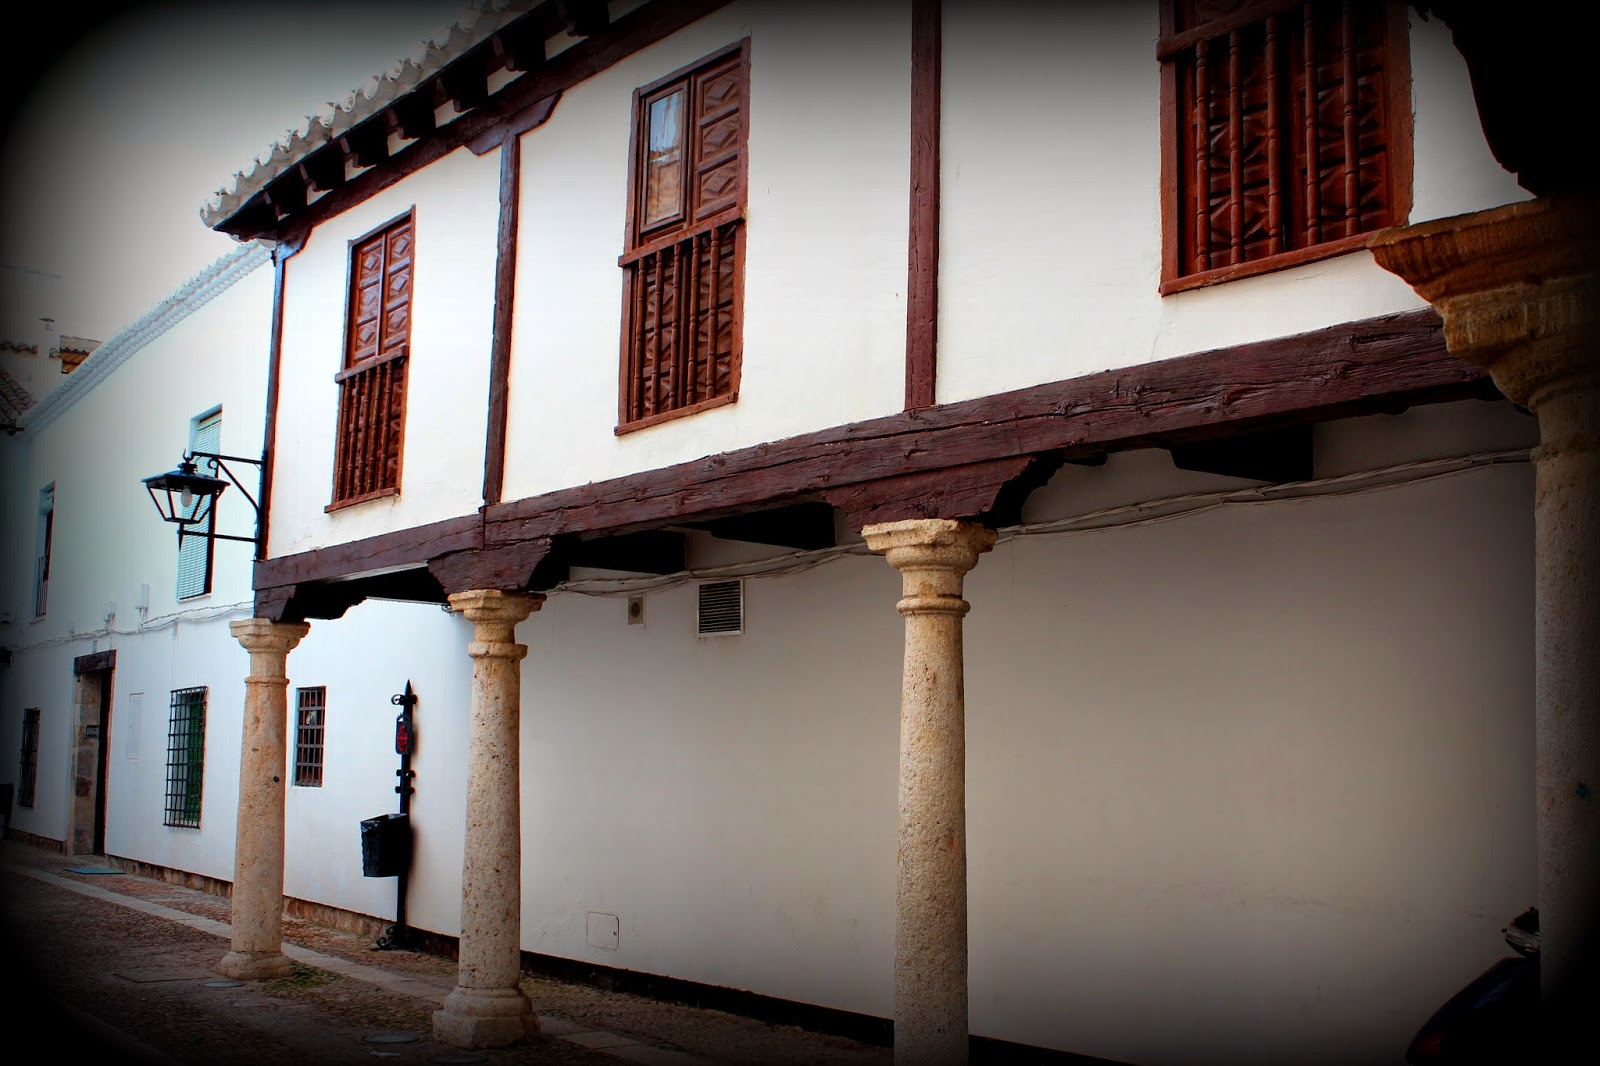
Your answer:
[447,589,544,626]
[229,618,310,656]
[862,518,997,575]
[1369,195,1600,410]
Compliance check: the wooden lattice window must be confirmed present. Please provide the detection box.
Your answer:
[618,43,748,432]
[17,707,41,808]
[293,686,326,788]
[1158,0,1411,293]
[331,212,413,507]
[164,687,207,828]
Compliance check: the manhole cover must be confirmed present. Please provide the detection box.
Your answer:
[428,1055,488,1064]
[364,1033,420,1045]
[202,979,245,988]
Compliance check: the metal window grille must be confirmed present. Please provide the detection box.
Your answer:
[164,687,207,828]
[17,707,41,807]
[294,686,326,788]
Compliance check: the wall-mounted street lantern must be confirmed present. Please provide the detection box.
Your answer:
[142,451,264,553]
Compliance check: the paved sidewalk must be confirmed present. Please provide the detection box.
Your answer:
[0,840,891,1066]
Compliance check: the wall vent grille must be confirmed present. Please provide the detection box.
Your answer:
[696,580,743,636]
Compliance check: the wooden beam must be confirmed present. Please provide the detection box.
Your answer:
[389,96,437,141]
[693,503,837,551]
[254,513,480,589]
[484,310,1478,544]
[215,0,738,242]
[565,530,685,574]
[255,311,1485,590]
[441,63,490,113]
[561,0,611,36]
[482,139,520,505]
[298,148,345,194]
[1169,425,1313,483]
[338,124,390,168]
[905,0,941,410]
[428,538,552,597]
[494,20,548,72]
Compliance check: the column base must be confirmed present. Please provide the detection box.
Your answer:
[216,949,294,981]
[433,986,539,1048]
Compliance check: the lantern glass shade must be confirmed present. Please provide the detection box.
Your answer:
[143,461,228,526]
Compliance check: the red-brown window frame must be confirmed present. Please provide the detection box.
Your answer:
[1157,0,1413,294]
[616,40,750,435]
[328,208,415,511]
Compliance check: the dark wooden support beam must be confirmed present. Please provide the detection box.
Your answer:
[428,538,553,597]
[442,63,490,113]
[565,530,685,574]
[262,175,306,218]
[215,0,738,242]
[255,311,1485,592]
[482,140,520,504]
[466,93,561,157]
[826,456,1038,530]
[255,514,480,590]
[1169,426,1314,483]
[339,124,390,168]
[693,503,837,551]
[388,96,437,141]
[298,149,345,194]
[905,0,941,410]
[1064,454,1107,467]
[982,453,1067,528]
[494,20,548,72]
[561,0,611,36]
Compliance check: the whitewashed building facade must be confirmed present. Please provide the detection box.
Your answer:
[7,2,1597,1064]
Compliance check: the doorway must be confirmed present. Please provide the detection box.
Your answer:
[69,650,116,856]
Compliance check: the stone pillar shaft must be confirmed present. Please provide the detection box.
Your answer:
[864,519,996,1066]
[1370,196,1600,1017]
[434,589,542,1049]
[218,618,309,981]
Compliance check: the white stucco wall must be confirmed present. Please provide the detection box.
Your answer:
[502,0,912,503]
[0,256,271,878]
[936,4,1529,404]
[270,144,502,559]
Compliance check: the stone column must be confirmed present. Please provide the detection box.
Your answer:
[862,518,996,1066]
[1371,196,1600,1011]
[218,618,310,980]
[434,589,542,1048]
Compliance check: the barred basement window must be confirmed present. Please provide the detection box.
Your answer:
[618,43,748,432]
[331,212,413,508]
[1158,0,1411,293]
[17,707,41,808]
[164,687,207,828]
[294,686,326,788]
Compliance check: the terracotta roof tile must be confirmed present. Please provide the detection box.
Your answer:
[0,364,35,429]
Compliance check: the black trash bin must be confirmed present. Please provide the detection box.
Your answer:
[359,812,411,877]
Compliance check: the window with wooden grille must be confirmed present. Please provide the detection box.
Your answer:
[17,707,41,808]
[164,686,207,828]
[331,212,413,507]
[1158,0,1411,293]
[293,686,326,788]
[618,43,748,432]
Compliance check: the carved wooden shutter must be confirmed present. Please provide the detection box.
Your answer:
[620,46,747,429]
[332,214,413,505]
[1162,0,1408,289]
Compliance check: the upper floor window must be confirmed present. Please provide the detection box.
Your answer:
[34,484,53,617]
[1158,0,1411,293]
[618,43,749,432]
[331,212,413,508]
[177,409,221,600]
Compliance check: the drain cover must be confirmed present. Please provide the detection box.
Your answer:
[67,867,122,875]
[202,979,245,989]
[363,1033,420,1045]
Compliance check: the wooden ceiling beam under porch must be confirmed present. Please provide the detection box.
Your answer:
[250,308,1497,622]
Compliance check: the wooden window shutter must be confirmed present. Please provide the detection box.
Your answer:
[331,213,413,507]
[1159,0,1411,292]
[619,44,748,431]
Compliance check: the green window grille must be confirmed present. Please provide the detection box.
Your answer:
[164,687,207,828]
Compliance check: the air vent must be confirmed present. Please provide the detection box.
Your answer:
[696,580,743,636]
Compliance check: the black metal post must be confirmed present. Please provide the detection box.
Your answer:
[376,681,418,950]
